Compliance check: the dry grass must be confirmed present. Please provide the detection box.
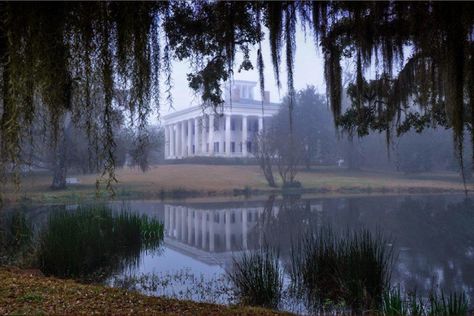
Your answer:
[3,164,472,204]
[0,267,288,315]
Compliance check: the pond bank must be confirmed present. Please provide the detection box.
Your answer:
[0,267,287,315]
[3,165,472,205]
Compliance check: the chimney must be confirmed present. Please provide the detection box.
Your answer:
[232,87,240,102]
[264,91,270,104]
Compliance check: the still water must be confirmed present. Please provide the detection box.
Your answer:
[1,194,473,309]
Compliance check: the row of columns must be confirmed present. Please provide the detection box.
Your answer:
[164,114,264,159]
[164,205,264,252]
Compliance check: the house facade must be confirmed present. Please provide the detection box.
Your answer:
[162,80,279,159]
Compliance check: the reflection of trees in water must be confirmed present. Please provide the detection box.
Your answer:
[252,195,474,303]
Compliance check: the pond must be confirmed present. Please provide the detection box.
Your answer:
[1,194,473,313]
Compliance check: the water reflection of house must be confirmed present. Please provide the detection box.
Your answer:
[163,201,323,266]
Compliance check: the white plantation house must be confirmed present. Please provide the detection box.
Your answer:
[163,80,280,159]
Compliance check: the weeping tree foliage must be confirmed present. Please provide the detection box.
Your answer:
[1,2,473,198]
[0,2,164,193]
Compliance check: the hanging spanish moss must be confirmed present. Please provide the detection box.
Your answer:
[0,1,473,197]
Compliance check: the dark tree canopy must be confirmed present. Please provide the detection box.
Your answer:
[1,1,473,195]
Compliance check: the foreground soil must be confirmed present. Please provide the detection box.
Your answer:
[3,164,472,204]
[0,267,286,315]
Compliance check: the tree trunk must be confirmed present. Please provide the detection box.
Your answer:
[51,125,67,190]
[51,113,71,190]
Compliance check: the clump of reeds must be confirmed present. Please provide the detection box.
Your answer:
[381,287,468,316]
[290,226,393,313]
[37,204,164,280]
[227,246,283,309]
[0,211,33,265]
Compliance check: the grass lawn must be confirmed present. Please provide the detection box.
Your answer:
[0,267,286,315]
[2,164,472,204]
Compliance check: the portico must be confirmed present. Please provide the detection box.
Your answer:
[163,81,279,159]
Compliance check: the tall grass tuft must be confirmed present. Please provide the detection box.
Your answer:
[381,288,468,316]
[290,226,393,313]
[37,204,164,281]
[227,246,283,309]
[428,290,468,316]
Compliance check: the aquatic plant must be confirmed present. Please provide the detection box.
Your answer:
[37,204,163,281]
[428,290,469,316]
[0,211,33,266]
[290,226,393,313]
[227,246,283,309]
[380,287,469,316]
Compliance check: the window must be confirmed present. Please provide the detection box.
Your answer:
[206,143,209,153]
[223,142,226,153]
[231,142,235,153]
[247,141,252,153]
[214,142,219,153]
[239,142,242,152]
[231,119,235,131]
[231,212,236,223]
[192,145,195,154]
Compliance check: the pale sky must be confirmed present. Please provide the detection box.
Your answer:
[157,29,326,121]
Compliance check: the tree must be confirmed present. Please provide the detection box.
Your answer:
[274,86,337,168]
[1,2,473,196]
[254,130,277,188]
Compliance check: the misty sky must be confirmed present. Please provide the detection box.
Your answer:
[158,29,326,119]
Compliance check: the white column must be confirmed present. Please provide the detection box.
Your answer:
[242,209,248,250]
[201,211,207,249]
[201,116,207,154]
[194,210,200,247]
[164,126,169,158]
[187,208,193,245]
[242,116,248,157]
[209,114,215,156]
[170,124,175,158]
[258,116,263,133]
[186,119,192,157]
[194,118,199,156]
[176,123,181,158]
[175,206,181,239]
[181,207,186,241]
[164,205,170,236]
[210,213,215,252]
[225,114,231,156]
[181,121,186,158]
[225,210,231,251]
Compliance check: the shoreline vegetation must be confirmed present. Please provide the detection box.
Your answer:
[2,165,472,205]
[0,267,286,315]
